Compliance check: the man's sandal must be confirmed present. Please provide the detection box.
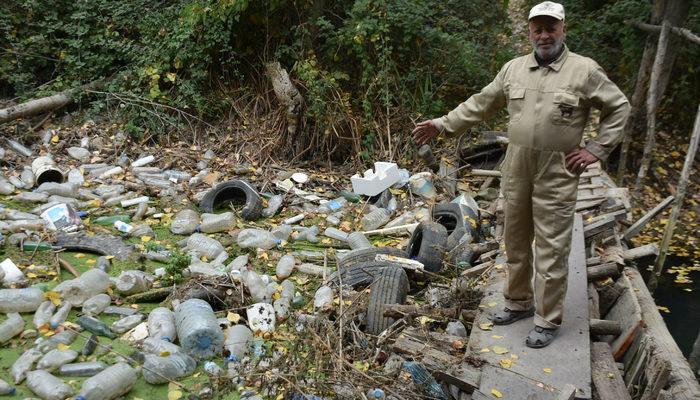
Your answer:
[525,325,558,348]
[491,307,535,325]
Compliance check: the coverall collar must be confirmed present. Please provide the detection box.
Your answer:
[527,44,569,72]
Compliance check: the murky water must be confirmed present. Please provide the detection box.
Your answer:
[637,255,700,357]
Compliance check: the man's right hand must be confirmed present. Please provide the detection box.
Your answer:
[412,120,440,145]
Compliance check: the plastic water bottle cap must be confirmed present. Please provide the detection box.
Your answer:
[76,396,86,400]
[227,354,240,363]
[372,388,385,398]
[162,337,171,342]
[50,322,58,329]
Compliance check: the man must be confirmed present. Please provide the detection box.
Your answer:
[412,1,630,348]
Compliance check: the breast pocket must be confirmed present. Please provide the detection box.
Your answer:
[551,92,579,125]
[507,87,526,122]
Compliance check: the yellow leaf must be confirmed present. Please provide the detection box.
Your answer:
[543,368,552,373]
[141,236,152,242]
[500,358,513,368]
[168,390,183,400]
[491,389,503,398]
[492,345,509,355]
[657,306,671,313]
[607,372,615,379]
[419,316,435,325]
[227,312,241,324]
[57,343,70,351]
[166,72,177,82]
[26,272,38,279]
[480,348,490,353]
[487,302,498,307]
[51,135,59,143]
[479,322,493,331]
[492,335,503,339]
[44,291,62,306]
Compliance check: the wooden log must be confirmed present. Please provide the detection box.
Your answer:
[590,319,623,336]
[588,263,621,282]
[591,342,633,400]
[623,243,659,260]
[622,195,674,241]
[584,215,617,239]
[57,257,80,278]
[640,358,671,400]
[598,279,627,316]
[124,287,173,303]
[626,267,700,399]
[588,283,601,319]
[0,80,104,123]
[460,260,494,278]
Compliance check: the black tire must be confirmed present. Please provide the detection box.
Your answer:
[336,247,406,269]
[432,202,479,243]
[54,231,136,261]
[405,221,448,273]
[366,267,409,335]
[445,226,467,251]
[200,180,263,221]
[329,261,404,289]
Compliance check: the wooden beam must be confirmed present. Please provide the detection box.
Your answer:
[598,279,627,316]
[622,195,674,241]
[588,263,621,282]
[584,215,616,239]
[590,318,623,336]
[623,243,659,260]
[591,342,633,400]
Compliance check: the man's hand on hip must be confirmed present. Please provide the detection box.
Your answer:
[565,148,598,174]
[412,120,440,145]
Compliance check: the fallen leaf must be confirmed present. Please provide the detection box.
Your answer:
[543,368,552,373]
[57,343,70,351]
[480,348,491,353]
[141,236,152,242]
[44,291,62,306]
[500,358,513,368]
[491,388,503,398]
[479,322,493,331]
[492,335,503,339]
[607,372,615,379]
[51,135,59,143]
[227,312,241,324]
[168,390,183,400]
[492,345,509,355]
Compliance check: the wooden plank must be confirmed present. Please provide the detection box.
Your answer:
[622,243,659,260]
[558,384,578,400]
[622,195,674,241]
[577,193,607,202]
[576,199,605,212]
[598,279,627,316]
[460,260,493,278]
[591,342,632,400]
[603,273,642,360]
[392,333,459,372]
[584,215,616,239]
[433,364,481,393]
[623,335,648,390]
[587,263,621,281]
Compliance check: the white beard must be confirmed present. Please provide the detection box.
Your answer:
[532,36,565,61]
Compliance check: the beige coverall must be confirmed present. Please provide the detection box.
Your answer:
[432,45,630,328]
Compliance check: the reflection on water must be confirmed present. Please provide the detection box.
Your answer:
[638,255,700,357]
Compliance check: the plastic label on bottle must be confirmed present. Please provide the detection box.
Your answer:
[327,200,341,211]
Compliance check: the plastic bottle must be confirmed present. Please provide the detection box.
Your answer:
[361,208,391,231]
[142,337,183,355]
[314,286,333,310]
[147,307,177,342]
[34,301,56,329]
[274,297,291,320]
[367,388,387,399]
[131,155,155,167]
[96,256,111,272]
[58,361,107,377]
[133,201,148,221]
[68,147,91,162]
[93,215,130,226]
[297,263,330,277]
[37,349,79,371]
[317,197,347,214]
[163,169,191,182]
[291,226,319,243]
[186,233,225,259]
[11,348,43,383]
[113,220,133,233]
[224,324,253,362]
[0,177,14,195]
[283,214,305,224]
[121,196,149,208]
[200,212,236,233]
[26,370,74,400]
[241,270,269,303]
[409,172,437,200]
[77,315,115,339]
[271,224,293,241]
[20,166,35,188]
[116,270,152,295]
[323,227,348,242]
[325,214,340,225]
[111,314,144,334]
[279,279,295,300]
[49,303,72,329]
[237,229,280,250]
[82,334,99,356]
[75,362,137,400]
[0,378,14,395]
[175,299,224,360]
[347,232,373,250]
[0,313,24,343]
[82,293,111,316]
[142,352,197,384]
[55,269,111,306]
[35,330,78,353]
[339,189,361,203]
[0,287,45,313]
[276,255,295,279]
[204,361,223,375]
[260,195,283,218]
[446,321,468,337]
[226,255,249,272]
[99,166,123,179]
[36,182,79,197]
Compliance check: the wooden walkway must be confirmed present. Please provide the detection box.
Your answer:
[466,214,591,399]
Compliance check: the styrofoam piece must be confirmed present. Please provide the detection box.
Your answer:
[246,303,275,333]
[350,162,400,196]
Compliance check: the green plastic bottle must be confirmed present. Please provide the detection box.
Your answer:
[93,215,131,226]
[21,242,55,252]
[77,315,116,339]
[339,190,361,203]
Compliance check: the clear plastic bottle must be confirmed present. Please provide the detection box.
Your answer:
[116,270,152,296]
[409,172,437,200]
[34,300,56,329]
[82,293,111,316]
[273,297,291,321]
[0,313,24,343]
[163,169,191,182]
[276,255,295,279]
[20,166,35,188]
[0,177,14,195]
[35,330,78,353]
[237,229,280,250]
[81,334,99,356]
[133,201,148,221]
[446,321,468,337]
[26,370,74,400]
[417,144,439,171]
[0,287,45,313]
[49,303,72,329]
[297,263,330,277]
[96,256,111,272]
[317,197,347,214]
[11,348,42,383]
[131,155,155,167]
[37,349,79,371]
[75,362,137,400]
[262,194,284,217]
[0,378,14,395]
[279,279,295,300]
[325,214,341,225]
[147,307,177,342]
[6,139,32,157]
[200,212,236,233]
[313,286,333,310]
[111,314,144,334]
[142,337,183,355]
[77,315,115,339]
[367,388,387,399]
[385,210,417,229]
[68,147,91,162]
[175,299,224,360]
[323,227,349,242]
[142,352,197,384]
[347,232,373,250]
[93,215,130,226]
[186,233,225,259]
[225,324,253,362]
[241,270,269,303]
[291,226,319,243]
[361,208,391,231]
[59,361,107,377]
[36,182,79,197]
[226,255,249,272]
[55,269,111,306]
[271,224,293,241]
[171,209,200,235]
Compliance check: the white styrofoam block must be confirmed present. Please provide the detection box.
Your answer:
[350,162,400,196]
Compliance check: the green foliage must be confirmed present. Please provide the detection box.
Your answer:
[165,250,191,284]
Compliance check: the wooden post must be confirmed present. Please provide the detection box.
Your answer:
[654,105,700,274]
[633,20,671,202]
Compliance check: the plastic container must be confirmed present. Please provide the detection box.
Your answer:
[37,349,79,371]
[121,196,149,208]
[323,227,348,242]
[314,286,333,310]
[35,330,78,353]
[11,348,43,384]
[417,144,439,172]
[142,352,197,384]
[82,293,111,316]
[49,303,72,329]
[237,229,280,250]
[225,324,253,362]
[34,301,56,329]
[6,139,32,157]
[55,269,111,306]
[142,337,183,355]
[317,197,347,214]
[96,256,111,272]
[241,270,268,303]
[26,370,74,400]
[291,226,319,243]
[170,209,200,235]
[361,208,391,231]
[297,263,330,277]
[81,334,99,356]
[77,315,115,339]
[20,166,35,188]
[200,212,236,233]
[402,361,448,400]
[283,214,305,225]
[147,307,177,342]
[175,299,224,360]
[325,214,340,225]
[273,297,291,320]
[271,224,293,241]
[116,270,152,296]
[276,255,295,279]
[347,232,373,250]
[0,313,24,343]
[67,147,91,163]
[164,169,191,182]
[99,166,123,179]
[111,314,144,334]
[339,189,361,203]
[367,388,387,399]
[36,182,78,198]
[133,202,148,221]
[0,378,14,395]
[280,279,295,300]
[226,255,249,272]
[131,155,155,167]
[186,233,225,259]
[409,173,437,200]
[262,194,284,217]
[58,361,107,377]
[113,220,133,233]
[0,287,45,313]
[0,177,14,195]
[93,215,130,226]
[76,362,137,400]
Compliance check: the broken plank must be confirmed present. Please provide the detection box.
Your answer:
[603,273,642,360]
[584,215,617,239]
[557,384,578,400]
[598,279,628,316]
[392,333,459,372]
[460,260,494,278]
[591,342,632,400]
[622,195,674,241]
[576,199,606,212]
[433,363,481,393]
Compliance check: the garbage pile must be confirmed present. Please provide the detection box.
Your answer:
[0,125,502,399]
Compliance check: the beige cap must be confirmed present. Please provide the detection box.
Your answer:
[529,1,565,21]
